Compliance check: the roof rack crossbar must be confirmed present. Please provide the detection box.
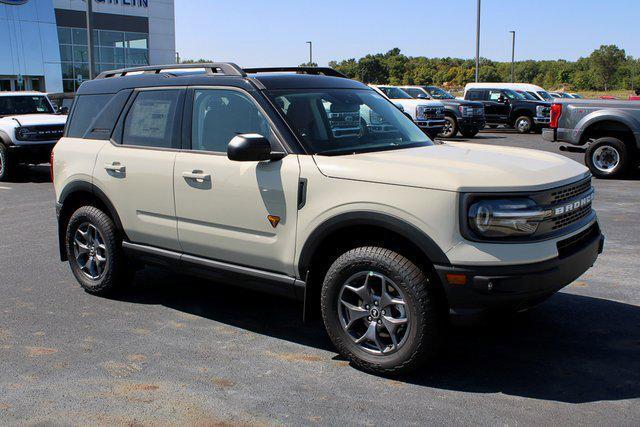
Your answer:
[95,63,247,79]
[243,67,347,78]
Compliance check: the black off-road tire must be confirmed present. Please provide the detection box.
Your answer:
[440,116,458,138]
[0,144,13,182]
[65,206,133,295]
[460,128,479,138]
[585,137,629,179]
[321,247,444,375]
[515,115,533,134]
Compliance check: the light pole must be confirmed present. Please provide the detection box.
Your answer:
[510,30,516,83]
[85,0,95,80]
[306,41,313,66]
[475,0,481,82]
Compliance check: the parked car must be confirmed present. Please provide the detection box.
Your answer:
[550,92,574,99]
[53,63,604,375]
[0,91,67,181]
[399,85,485,138]
[569,93,583,99]
[47,92,75,114]
[465,83,554,102]
[369,85,446,139]
[543,98,640,178]
[464,87,551,133]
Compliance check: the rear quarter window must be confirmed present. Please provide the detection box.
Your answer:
[66,94,113,138]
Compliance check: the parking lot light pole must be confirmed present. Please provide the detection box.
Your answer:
[306,41,313,66]
[86,0,95,80]
[510,30,516,83]
[475,0,481,82]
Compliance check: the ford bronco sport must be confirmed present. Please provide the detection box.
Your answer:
[0,92,66,181]
[53,64,604,374]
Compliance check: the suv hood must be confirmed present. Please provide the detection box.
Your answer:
[0,114,67,127]
[439,98,483,108]
[392,99,445,108]
[313,142,588,192]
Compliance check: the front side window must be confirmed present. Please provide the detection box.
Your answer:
[378,87,413,100]
[403,88,430,99]
[0,96,53,116]
[537,91,553,101]
[466,90,484,101]
[122,90,181,148]
[269,89,431,156]
[191,89,273,153]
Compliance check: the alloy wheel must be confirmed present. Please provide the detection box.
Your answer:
[73,222,108,280]
[337,271,410,355]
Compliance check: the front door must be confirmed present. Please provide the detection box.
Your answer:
[93,88,185,251]
[174,87,300,275]
[485,90,511,124]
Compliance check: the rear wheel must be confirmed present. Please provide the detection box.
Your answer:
[65,206,133,295]
[439,116,458,138]
[321,247,443,375]
[0,144,13,182]
[585,137,629,178]
[515,116,533,134]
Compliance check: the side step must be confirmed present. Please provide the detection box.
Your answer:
[559,145,587,153]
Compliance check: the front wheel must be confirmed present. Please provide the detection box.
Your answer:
[65,206,133,295]
[439,116,458,138]
[585,137,629,178]
[515,116,533,134]
[0,144,13,182]
[321,247,443,375]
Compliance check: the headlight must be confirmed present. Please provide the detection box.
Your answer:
[416,105,429,120]
[536,105,549,117]
[459,106,474,117]
[369,110,384,124]
[17,127,32,140]
[467,198,550,238]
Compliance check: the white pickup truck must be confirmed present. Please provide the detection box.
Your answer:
[369,85,446,139]
[0,92,67,181]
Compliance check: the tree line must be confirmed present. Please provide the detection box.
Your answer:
[327,45,638,91]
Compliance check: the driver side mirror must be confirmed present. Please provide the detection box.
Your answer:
[417,93,428,99]
[57,106,69,115]
[227,134,285,162]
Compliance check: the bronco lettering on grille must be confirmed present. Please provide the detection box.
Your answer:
[554,193,593,216]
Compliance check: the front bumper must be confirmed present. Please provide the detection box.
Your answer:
[416,119,447,130]
[435,223,604,315]
[534,116,551,126]
[7,143,55,164]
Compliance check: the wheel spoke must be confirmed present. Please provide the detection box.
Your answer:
[381,315,407,350]
[379,286,405,309]
[341,300,369,329]
[344,280,373,305]
[355,321,384,352]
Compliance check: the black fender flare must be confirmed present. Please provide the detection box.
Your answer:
[0,130,12,147]
[297,211,451,279]
[57,181,127,260]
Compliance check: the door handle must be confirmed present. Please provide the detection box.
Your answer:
[104,162,125,173]
[182,170,211,181]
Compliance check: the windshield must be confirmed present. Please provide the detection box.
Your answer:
[503,89,524,100]
[0,96,53,116]
[426,86,455,100]
[378,87,413,99]
[516,90,537,100]
[269,89,432,156]
[537,90,553,101]
[403,87,430,99]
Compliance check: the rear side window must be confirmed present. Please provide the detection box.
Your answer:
[66,94,113,138]
[466,90,484,101]
[122,90,181,149]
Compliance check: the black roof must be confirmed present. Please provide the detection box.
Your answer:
[77,64,368,95]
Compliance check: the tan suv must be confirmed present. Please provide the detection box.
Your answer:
[53,64,604,374]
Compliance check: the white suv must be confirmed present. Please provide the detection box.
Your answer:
[0,92,66,181]
[53,64,604,374]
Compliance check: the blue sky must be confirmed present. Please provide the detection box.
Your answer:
[175,0,640,66]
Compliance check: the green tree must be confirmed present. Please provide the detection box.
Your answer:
[589,45,627,90]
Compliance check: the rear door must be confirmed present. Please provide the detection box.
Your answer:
[173,87,300,275]
[93,88,184,251]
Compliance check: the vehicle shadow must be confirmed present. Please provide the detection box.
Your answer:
[6,165,51,183]
[113,266,640,404]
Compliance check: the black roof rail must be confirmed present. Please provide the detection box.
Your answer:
[243,67,347,78]
[95,63,247,79]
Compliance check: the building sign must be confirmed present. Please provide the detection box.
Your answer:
[0,1,30,5]
[95,0,148,7]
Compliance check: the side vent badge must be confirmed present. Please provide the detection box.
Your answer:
[267,215,281,228]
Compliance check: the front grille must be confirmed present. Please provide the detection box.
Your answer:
[551,178,591,203]
[423,108,445,119]
[473,107,484,116]
[16,125,65,142]
[539,106,551,117]
[552,203,592,230]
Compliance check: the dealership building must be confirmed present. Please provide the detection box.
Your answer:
[0,0,175,93]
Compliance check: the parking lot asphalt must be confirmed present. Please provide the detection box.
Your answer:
[1,131,639,425]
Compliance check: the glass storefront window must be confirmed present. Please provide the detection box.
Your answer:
[58,26,149,92]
